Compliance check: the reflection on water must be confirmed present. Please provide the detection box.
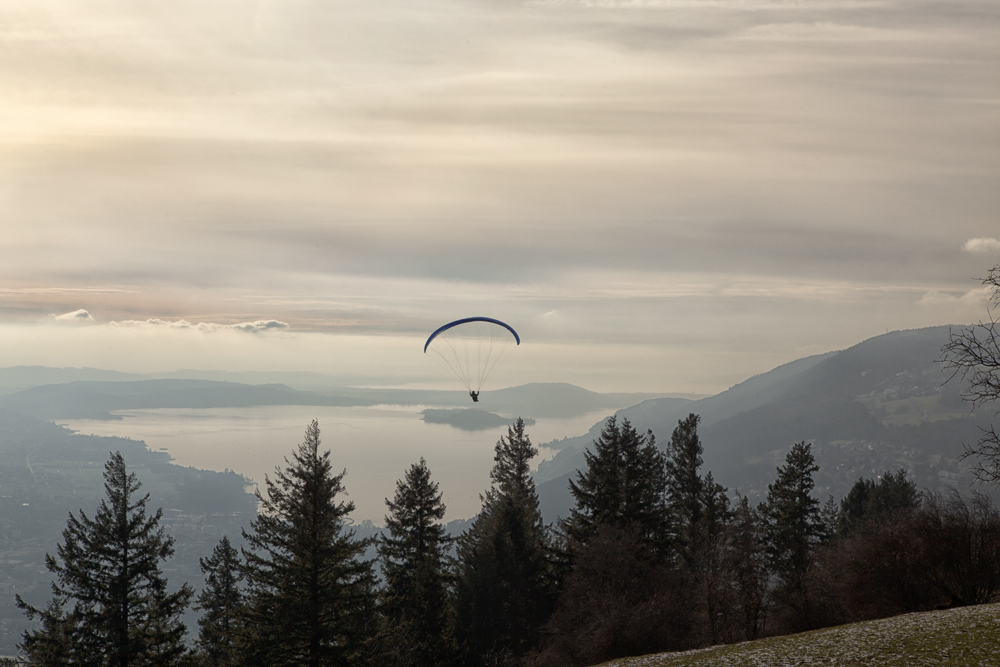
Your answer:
[60,405,609,523]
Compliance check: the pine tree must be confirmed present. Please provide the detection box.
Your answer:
[378,458,455,667]
[195,536,244,667]
[760,441,823,628]
[664,413,706,567]
[727,495,769,641]
[563,416,668,549]
[239,420,376,667]
[16,451,193,666]
[454,418,554,666]
[838,469,919,536]
[699,472,732,644]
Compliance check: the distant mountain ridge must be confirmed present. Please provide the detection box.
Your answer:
[536,326,987,523]
[0,379,359,420]
[3,326,983,527]
[0,375,678,424]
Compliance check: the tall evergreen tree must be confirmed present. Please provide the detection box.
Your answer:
[664,413,706,567]
[379,458,455,667]
[726,495,769,641]
[454,418,554,666]
[563,416,668,549]
[195,536,244,667]
[239,420,376,667]
[838,469,919,536]
[760,441,823,628]
[662,413,737,643]
[17,451,193,666]
[698,472,732,644]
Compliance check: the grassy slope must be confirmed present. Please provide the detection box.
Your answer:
[598,603,1000,667]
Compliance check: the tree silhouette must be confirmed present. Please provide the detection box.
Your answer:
[378,458,455,667]
[760,441,823,630]
[17,451,192,666]
[941,264,1000,483]
[195,535,244,667]
[454,418,554,665]
[563,416,668,550]
[239,420,376,667]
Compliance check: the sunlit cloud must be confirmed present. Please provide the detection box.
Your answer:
[963,238,1000,254]
[735,21,896,41]
[918,287,993,308]
[0,0,996,391]
[230,320,291,333]
[108,318,290,334]
[52,309,95,323]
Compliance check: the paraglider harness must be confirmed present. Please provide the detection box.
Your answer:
[470,391,479,403]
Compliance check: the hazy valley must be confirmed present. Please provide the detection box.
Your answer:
[0,324,994,659]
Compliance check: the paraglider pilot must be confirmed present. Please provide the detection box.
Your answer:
[470,391,479,403]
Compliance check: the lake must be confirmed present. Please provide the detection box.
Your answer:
[60,405,609,523]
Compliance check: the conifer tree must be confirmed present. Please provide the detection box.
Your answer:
[664,413,706,567]
[727,495,769,641]
[838,469,919,536]
[454,418,554,666]
[760,441,823,627]
[563,416,668,549]
[661,414,734,643]
[17,451,193,666]
[378,458,455,667]
[239,420,376,667]
[699,472,732,643]
[195,535,244,667]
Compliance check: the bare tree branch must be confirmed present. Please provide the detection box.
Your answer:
[940,265,1000,485]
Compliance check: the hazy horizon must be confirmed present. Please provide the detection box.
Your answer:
[2,0,997,394]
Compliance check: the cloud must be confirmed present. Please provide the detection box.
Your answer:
[0,0,997,392]
[109,318,202,330]
[52,309,95,322]
[230,320,291,333]
[963,238,1000,254]
[918,286,993,308]
[735,21,897,42]
[108,318,289,334]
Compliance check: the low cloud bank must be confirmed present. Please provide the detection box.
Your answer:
[52,309,95,322]
[108,318,289,334]
[963,238,1000,254]
[918,286,992,308]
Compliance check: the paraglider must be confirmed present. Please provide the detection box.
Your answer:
[424,317,520,402]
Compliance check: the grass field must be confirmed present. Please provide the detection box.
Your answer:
[597,603,1000,667]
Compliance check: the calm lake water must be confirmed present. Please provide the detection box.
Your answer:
[60,405,609,523]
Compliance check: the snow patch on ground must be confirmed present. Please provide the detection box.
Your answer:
[603,603,1000,667]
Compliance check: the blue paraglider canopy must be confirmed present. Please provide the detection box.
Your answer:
[423,317,520,399]
[423,317,520,352]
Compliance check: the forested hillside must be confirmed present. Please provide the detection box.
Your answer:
[4,325,1000,666]
[0,409,257,654]
[537,326,985,522]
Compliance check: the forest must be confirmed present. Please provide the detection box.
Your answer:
[11,413,1000,667]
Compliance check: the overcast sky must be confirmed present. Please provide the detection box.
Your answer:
[1,0,998,393]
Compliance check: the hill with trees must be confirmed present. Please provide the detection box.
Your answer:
[537,326,986,522]
[4,323,1000,665]
[0,376,673,422]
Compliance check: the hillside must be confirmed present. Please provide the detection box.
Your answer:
[537,326,987,522]
[0,379,360,420]
[0,374,676,423]
[0,408,258,652]
[598,602,1000,667]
